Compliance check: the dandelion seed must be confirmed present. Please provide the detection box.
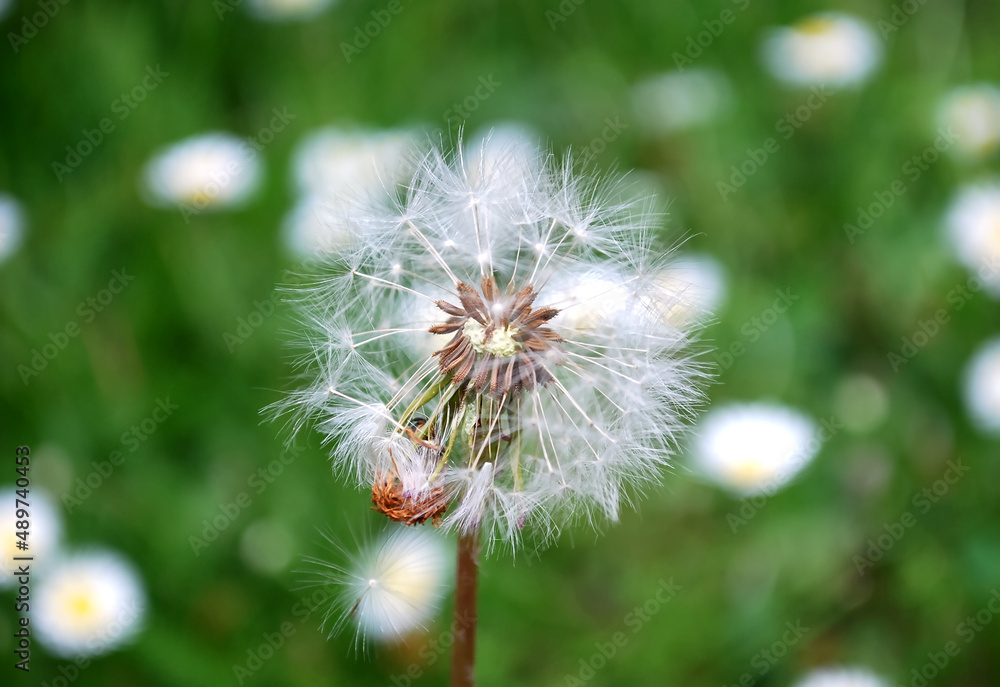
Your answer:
[277,138,705,549]
[962,337,1000,434]
[0,194,26,264]
[761,13,882,89]
[944,179,1000,296]
[653,253,727,326]
[692,402,819,495]
[141,133,262,210]
[937,84,1000,160]
[792,667,889,687]
[308,527,450,645]
[35,549,146,658]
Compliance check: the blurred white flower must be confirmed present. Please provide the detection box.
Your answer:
[35,550,146,658]
[1,487,62,587]
[311,527,450,646]
[692,402,820,495]
[793,667,889,687]
[247,0,337,22]
[631,68,732,135]
[654,253,727,326]
[761,13,882,89]
[963,337,1000,434]
[463,122,543,182]
[944,180,1000,296]
[276,141,704,548]
[141,132,262,211]
[292,127,419,200]
[0,0,12,20]
[281,195,351,258]
[0,194,26,263]
[937,84,1000,160]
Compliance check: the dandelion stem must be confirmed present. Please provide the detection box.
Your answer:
[450,528,479,687]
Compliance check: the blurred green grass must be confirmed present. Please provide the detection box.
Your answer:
[2,0,999,685]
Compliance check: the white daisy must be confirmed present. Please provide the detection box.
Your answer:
[1,487,62,587]
[692,402,819,495]
[0,194,25,263]
[963,337,1000,434]
[631,68,731,135]
[761,13,882,89]
[141,132,262,211]
[937,84,1000,160]
[310,527,450,646]
[793,667,890,687]
[944,180,1000,296]
[35,550,147,658]
[246,0,337,21]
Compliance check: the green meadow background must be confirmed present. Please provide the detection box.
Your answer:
[2,0,999,685]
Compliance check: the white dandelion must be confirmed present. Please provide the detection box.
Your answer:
[276,140,705,550]
[793,667,890,687]
[963,337,1000,434]
[944,180,1000,296]
[141,132,262,211]
[1,487,62,587]
[35,549,147,658]
[309,526,450,645]
[631,68,732,135]
[0,194,25,263]
[691,402,819,496]
[761,13,882,89]
[246,0,337,22]
[937,84,1000,160]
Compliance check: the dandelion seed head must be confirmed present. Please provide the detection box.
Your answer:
[276,137,706,550]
